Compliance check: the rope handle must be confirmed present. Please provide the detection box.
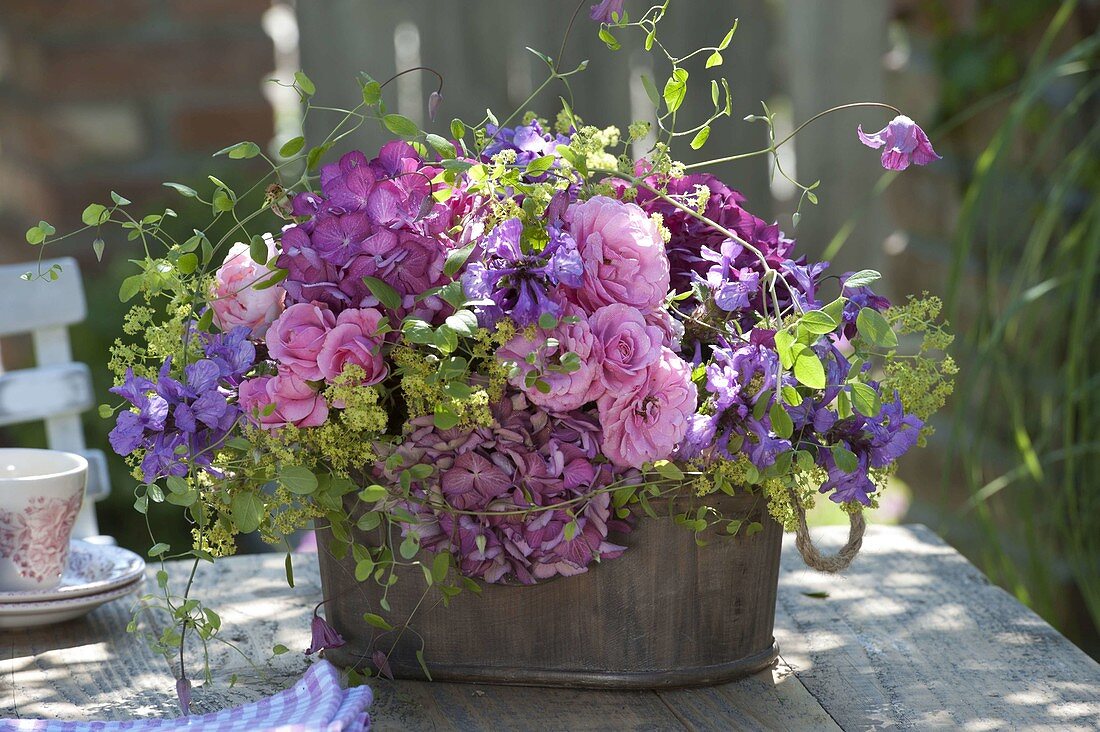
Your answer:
[788,488,866,573]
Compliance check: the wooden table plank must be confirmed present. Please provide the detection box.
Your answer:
[775,524,1100,730]
[3,525,1098,730]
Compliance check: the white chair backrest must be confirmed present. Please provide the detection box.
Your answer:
[0,257,111,539]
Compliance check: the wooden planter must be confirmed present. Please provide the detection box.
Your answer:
[317,491,782,689]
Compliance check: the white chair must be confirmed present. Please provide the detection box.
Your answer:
[0,257,112,542]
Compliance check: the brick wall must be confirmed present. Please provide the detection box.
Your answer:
[0,0,276,266]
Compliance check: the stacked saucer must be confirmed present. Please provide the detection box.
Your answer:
[0,539,145,629]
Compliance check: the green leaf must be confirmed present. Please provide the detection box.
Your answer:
[705,50,723,68]
[212,190,234,212]
[799,310,838,335]
[81,203,109,226]
[640,74,660,107]
[425,133,456,159]
[651,459,684,481]
[770,403,794,439]
[119,275,143,303]
[25,226,45,245]
[689,125,711,150]
[97,404,113,419]
[177,253,198,275]
[272,644,290,655]
[39,221,55,236]
[444,310,478,337]
[163,182,198,198]
[663,68,689,113]
[433,404,459,430]
[362,276,402,310]
[598,27,620,50]
[856,307,898,348]
[538,312,559,330]
[306,143,332,172]
[564,520,578,541]
[802,590,830,599]
[111,191,131,205]
[780,385,803,406]
[525,155,556,174]
[383,113,420,138]
[431,552,449,583]
[294,70,316,96]
[820,297,846,324]
[433,325,458,353]
[450,118,466,140]
[416,648,433,681]
[774,330,795,369]
[831,445,858,473]
[843,269,881,288]
[443,243,475,277]
[363,613,394,631]
[230,492,264,534]
[361,80,382,106]
[279,136,305,157]
[285,553,295,588]
[279,466,319,495]
[399,535,419,560]
[249,235,269,266]
[219,141,260,160]
[793,348,826,389]
[148,542,170,557]
[402,318,435,344]
[849,382,882,417]
[355,557,375,582]
[166,476,189,495]
[359,484,388,502]
[719,23,737,50]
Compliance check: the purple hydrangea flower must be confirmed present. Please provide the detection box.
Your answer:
[857,115,941,171]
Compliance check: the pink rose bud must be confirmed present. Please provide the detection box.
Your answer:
[316,307,389,384]
[238,372,329,430]
[266,301,335,381]
[209,237,285,338]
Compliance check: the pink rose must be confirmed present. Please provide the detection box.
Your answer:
[564,196,670,313]
[589,303,665,392]
[238,373,328,430]
[266,302,335,381]
[644,307,685,350]
[598,348,697,469]
[209,238,286,338]
[497,305,604,413]
[317,308,388,384]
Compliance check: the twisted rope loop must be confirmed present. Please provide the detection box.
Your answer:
[787,488,866,573]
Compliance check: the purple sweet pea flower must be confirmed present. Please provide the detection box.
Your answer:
[590,0,625,23]
[857,115,941,171]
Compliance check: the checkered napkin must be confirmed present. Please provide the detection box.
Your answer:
[0,660,372,731]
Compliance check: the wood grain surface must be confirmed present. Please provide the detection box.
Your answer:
[3,525,1098,730]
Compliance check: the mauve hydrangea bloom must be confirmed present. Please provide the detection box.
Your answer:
[109,328,255,481]
[266,302,336,381]
[565,196,670,314]
[598,348,697,469]
[277,143,457,319]
[384,392,628,584]
[588,303,664,392]
[589,0,625,23]
[497,304,604,412]
[209,237,285,338]
[857,115,941,171]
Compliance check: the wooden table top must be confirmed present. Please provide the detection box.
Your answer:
[3,524,1099,730]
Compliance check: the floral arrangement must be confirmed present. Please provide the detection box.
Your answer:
[26,0,954,705]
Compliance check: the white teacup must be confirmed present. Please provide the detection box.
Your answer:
[0,449,88,593]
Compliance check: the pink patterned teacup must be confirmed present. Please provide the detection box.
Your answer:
[0,449,87,593]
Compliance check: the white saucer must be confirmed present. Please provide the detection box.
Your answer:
[0,576,144,629]
[0,539,145,604]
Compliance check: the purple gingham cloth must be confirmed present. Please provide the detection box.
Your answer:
[1,661,372,732]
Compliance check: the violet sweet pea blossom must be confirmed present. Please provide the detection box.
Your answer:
[857,115,941,171]
[590,0,625,23]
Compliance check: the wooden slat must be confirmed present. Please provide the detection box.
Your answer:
[0,363,94,428]
[0,258,87,337]
[774,524,1100,730]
